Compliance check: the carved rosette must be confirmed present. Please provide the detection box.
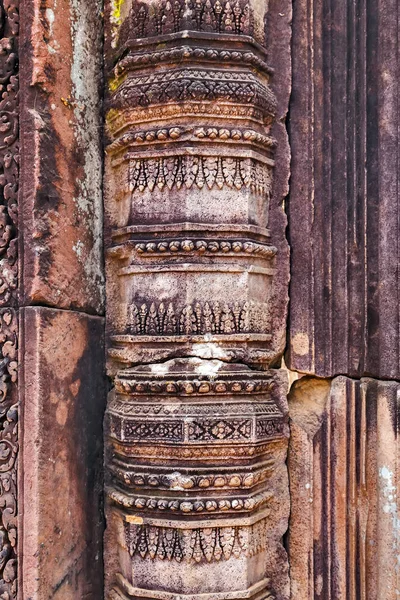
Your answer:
[105,1,287,598]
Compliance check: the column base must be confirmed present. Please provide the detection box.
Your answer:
[110,575,274,600]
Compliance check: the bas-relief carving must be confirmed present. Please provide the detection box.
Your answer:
[0,2,18,598]
[0,309,17,599]
[105,0,289,597]
[0,1,18,309]
[117,0,260,43]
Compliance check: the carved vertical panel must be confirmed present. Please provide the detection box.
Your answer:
[0,1,18,597]
[288,377,400,599]
[104,1,290,599]
[288,0,400,380]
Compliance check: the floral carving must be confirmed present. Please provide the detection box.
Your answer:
[118,0,256,45]
[109,486,271,515]
[0,2,18,598]
[128,300,271,336]
[108,125,276,154]
[127,238,276,258]
[124,521,267,563]
[0,308,17,600]
[109,462,274,490]
[0,1,18,309]
[112,68,276,116]
[114,46,272,77]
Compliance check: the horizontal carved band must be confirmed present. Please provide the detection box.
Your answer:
[124,521,267,562]
[115,377,275,396]
[108,126,276,154]
[108,414,284,443]
[126,155,271,195]
[117,0,258,45]
[110,239,277,259]
[114,45,272,77]
[112,412,283,437]
[111,68,276,116]
[111,440,281,460]
[109,400,282,417]
[107,486,271,515]
[108,458,274,490]
[126,301,271,336]
[112,574,273,600]
[112,222,271,241]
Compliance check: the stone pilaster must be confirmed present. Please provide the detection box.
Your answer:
[104,1,289,598]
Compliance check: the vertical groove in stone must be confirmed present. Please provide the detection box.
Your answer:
[288,0,400,379]
[104,0,290,598]
[288,376,400,599]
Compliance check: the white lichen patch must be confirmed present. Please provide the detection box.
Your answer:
[150,363,170,375]
[69,0,105,305]
[192,359,224,377]
[192,341,230,360]
[379,465,400,563]
[72,239,84,258]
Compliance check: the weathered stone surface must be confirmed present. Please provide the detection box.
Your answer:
[105,364,289,599]
[288,376,400,599]
[105,0,290,371]
[20,0,104,313]
[0,0,19,310]
[265,0,291,365]
[0,308,18,598]
[104,0,291,598]
[0,3,20,597]
[19,307,106,599]
[287,0,400,379]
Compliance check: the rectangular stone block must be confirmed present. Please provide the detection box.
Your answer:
[20,0,104,313]
[288,376,400,599]
[288,0,400,379]
[18,307,106,599]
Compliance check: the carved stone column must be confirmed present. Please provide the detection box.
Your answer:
[104,1,289,598]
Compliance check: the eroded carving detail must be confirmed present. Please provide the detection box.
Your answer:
[118,0,256,45]
[105,0,287,596]
[128,300,271,336]
[127,156,272,194]
[0,2,18,597]
[125,239,276,257]
[0,1,18,308]
[109,126,276,155]
[124,521,267,562]
[108,460,274,490]
[108,487,272,514]
[114,46,272,76]
[111,69,276,115]
[0,308,17,599]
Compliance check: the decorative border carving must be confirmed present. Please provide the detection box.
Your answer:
[117,0,257,45]
[0,1,19,308]
[109,400,282,416]
[114,46,272,77]
[127,155,272,195]
[111,68,276,116]
[107,103,268,135]
[0,2,18,597]
[108,461,274,490]
[108,126,276,154]
[110,440,282,460]
[115,375,276,396]
[0,308,17,598]
[113,238,277,258]
[127,300,271,336]
[124,521,267,562]
[108,486,271,514]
